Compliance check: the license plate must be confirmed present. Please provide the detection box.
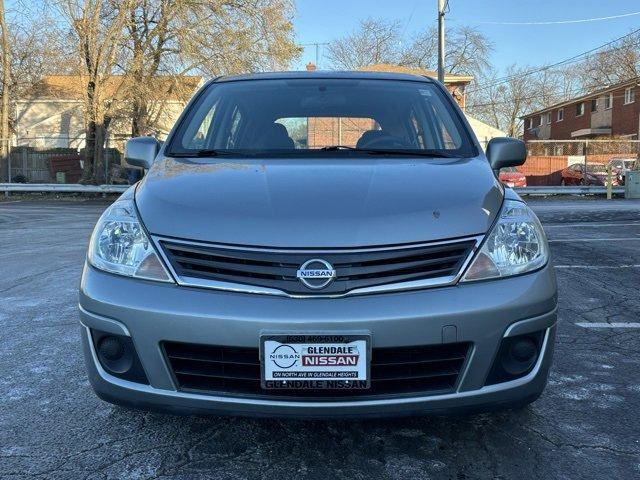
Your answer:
[260,333,371,390]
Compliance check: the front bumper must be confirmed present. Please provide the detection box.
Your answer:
[79,263,558,417]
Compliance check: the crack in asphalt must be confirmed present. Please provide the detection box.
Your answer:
[519,423,639,457]
[0,264,78,294]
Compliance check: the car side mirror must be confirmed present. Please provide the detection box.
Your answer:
[487,137,527,171]
[124,137,160,169]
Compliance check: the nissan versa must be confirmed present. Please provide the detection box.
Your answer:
[79,71,557,417]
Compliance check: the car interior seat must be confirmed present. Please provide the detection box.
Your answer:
[257,123,295,149]
[356,130,389,149]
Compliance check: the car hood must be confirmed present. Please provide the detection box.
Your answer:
[135,156,503,248]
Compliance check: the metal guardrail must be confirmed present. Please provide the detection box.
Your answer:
[0,183,625,196]
[1,183,129,194]
[514,186,624,195]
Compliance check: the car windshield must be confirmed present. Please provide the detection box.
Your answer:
[166,78,476,158]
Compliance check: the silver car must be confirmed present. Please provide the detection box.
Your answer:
[79,72,557,417]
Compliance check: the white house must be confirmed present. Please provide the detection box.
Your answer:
[15,75,203,149]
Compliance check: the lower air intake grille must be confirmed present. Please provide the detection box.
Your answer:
[163,341,471,400]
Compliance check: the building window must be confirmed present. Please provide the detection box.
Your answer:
[576,102,584,116]
[557,108,564,122]
[591,98,598,112]
[604,93,613,109]
[539,115,544,126]
[624,87,635,105]
[526,118,533,130]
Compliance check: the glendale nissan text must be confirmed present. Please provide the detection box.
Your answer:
[79,71,557,417]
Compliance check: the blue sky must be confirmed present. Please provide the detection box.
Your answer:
[293,0,640,73]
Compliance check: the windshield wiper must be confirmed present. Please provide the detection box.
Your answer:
[320,145,458,158]
[168,147,459,158]
[320,145,359,151]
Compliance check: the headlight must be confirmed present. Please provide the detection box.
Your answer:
[88,199,173,282]
[462,199,548,282]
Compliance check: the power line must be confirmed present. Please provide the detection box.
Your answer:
[400,1,419,38]
[301,42,329,68]
[466,87,637,110]
[468,28,640,94]
[480,10,640,25]
[466,27,640,95]
[466,88,585,110]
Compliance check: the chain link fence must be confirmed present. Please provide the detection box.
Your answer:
[517,140,640,187]
[2,136,640,190]
[0,136,135,185]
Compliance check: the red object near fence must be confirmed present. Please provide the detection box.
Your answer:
[521,153,632,186]
[48,155,83,183]
[519,156,567,186]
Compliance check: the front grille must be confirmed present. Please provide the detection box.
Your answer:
[160,238,477,296]
[163,341,471,400]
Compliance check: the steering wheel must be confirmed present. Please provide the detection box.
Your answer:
[359,133,411,150]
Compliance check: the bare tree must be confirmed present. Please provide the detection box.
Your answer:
[51,0,300,182]
[533,67,581,107]
[578,30,640,90]
[120,0,301,137]
[0,2,72,180]
[326,18,402,70]
[467,63,580,137]
[0,0,10,161]
[123,0,173,137]
[467,28,640,137]
[55,0,133,184]
[465,65,539,137]
[8,2,69,98]
[400,25,493,78]
[326,19,492,79]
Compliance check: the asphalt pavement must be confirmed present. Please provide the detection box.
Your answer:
[1,197,639,479]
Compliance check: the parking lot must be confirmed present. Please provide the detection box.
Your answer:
[1,197,639,479]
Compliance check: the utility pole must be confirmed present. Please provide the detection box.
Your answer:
[437,0,446,84]
[302,42,329,69]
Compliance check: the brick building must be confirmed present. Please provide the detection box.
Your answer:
[523,78,640,141]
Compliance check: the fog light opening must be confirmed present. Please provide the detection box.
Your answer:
[485,330,545,386]
[98,336,125,361]
[501,337,538,376]
[96,335,134,374]
[89,329,149,385]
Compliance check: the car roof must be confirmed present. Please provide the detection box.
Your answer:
[212,70,436,84]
